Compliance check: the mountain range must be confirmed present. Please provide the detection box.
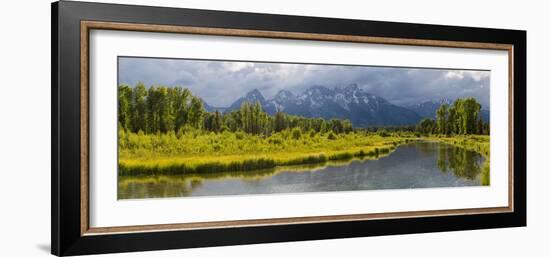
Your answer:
[205,85,489,127]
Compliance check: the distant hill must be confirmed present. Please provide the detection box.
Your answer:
[404,99,452,118]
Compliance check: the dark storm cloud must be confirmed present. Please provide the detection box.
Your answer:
[118,57,490,108]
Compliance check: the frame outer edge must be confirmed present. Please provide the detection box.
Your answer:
[521,31,527,226]
[51,1,60,256]
[53,1,527,255]
[515,30,527,226]
[57,1,86,255]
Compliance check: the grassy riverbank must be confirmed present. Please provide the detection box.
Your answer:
[118,130,410,176]
[118,129,490,186]
[427,135,490,185]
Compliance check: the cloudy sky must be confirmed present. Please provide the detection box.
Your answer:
[118,57,490,108]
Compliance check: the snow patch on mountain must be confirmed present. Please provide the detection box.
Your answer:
[223,84,422,126]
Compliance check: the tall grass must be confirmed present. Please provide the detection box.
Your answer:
[119,129,489,182]
[118,129,409,176]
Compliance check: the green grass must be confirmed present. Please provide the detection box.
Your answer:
[119,129,490,185]
[118,130,410,176]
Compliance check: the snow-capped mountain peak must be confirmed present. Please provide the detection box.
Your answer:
[226,88,267,110]
[244,88,266,103]
[224,85,422,126]
[273,90,295,101]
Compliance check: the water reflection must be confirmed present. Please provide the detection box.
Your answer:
[434,143,483,180]
[118,141,486,199]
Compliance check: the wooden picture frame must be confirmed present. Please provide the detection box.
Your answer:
[52,1,526,256]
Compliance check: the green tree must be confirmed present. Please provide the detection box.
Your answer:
[252,102,262,134]
[342,119,353,133]
[146,86,161,133]
[174,88,191,131]
[274,111,287,132]
[447,106,457,135]
[319,120,329,133]
[421,97,486,136]
[213,110,223,132]
[417,118,436,134]
[131,82,148,133]
[476,118,484,135]
[461,98,481,134]
[436,103,449,135]
[453,98,481,134]
[188,96,205,129]
[118,84,133,131]
[330,119,344,134]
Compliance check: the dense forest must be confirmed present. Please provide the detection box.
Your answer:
[118,83,488,136]
[416,98,489,135]
[118,83,353,136]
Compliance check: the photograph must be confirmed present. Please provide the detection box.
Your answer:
[45,1,530,255]
[117,57,491,199]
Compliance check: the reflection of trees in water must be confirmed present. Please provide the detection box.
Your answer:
[437,145,482,180]
[118,168,282,199]
[119,143,486,199]
[118,176,203,199]
[437,146,448,172]
[118,161,348,199]
[415,141,438,156]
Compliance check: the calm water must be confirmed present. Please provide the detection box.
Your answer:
[118,141,486,199]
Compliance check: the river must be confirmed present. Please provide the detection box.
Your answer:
[118,141,486,199]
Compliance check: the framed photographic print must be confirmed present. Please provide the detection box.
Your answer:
[51,1,526,256]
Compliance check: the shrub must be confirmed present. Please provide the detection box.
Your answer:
[329,152,353,161]
[268,137,283,145]
[213,144,222,152]
[327,132,337,140]
[291,128,302,140]
[378,129,390,137]
[235,131,245,140]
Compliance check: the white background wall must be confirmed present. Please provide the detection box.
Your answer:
[0,0,547,256]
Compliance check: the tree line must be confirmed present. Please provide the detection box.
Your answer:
[118,83,354,136]
[119,84,489,137]
[416,98,489,135]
